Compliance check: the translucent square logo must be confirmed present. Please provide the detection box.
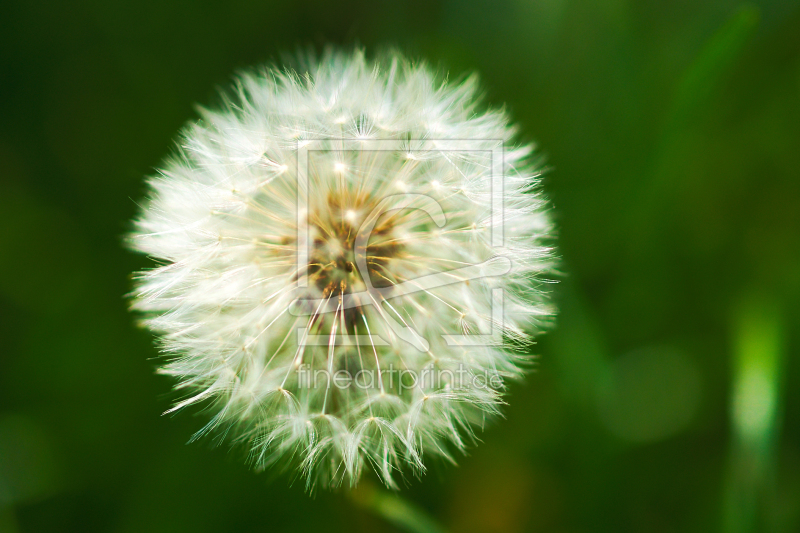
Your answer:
[291,139,509,351]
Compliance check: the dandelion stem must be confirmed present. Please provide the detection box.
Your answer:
[349,481,448,533]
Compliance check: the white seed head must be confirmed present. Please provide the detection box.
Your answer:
[129,49,556,489]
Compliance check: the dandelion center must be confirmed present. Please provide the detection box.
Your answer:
[307,191,403,300]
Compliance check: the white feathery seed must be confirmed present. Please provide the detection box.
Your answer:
[129,49,556,489]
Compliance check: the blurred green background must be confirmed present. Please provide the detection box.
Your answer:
[1,0,799,531]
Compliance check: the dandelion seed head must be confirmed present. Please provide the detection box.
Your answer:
[129,49,556,489]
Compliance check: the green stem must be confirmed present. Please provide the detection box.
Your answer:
[349,481,448,533]
[723,290,784,533]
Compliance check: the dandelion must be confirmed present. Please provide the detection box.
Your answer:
[129,49,556,489]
